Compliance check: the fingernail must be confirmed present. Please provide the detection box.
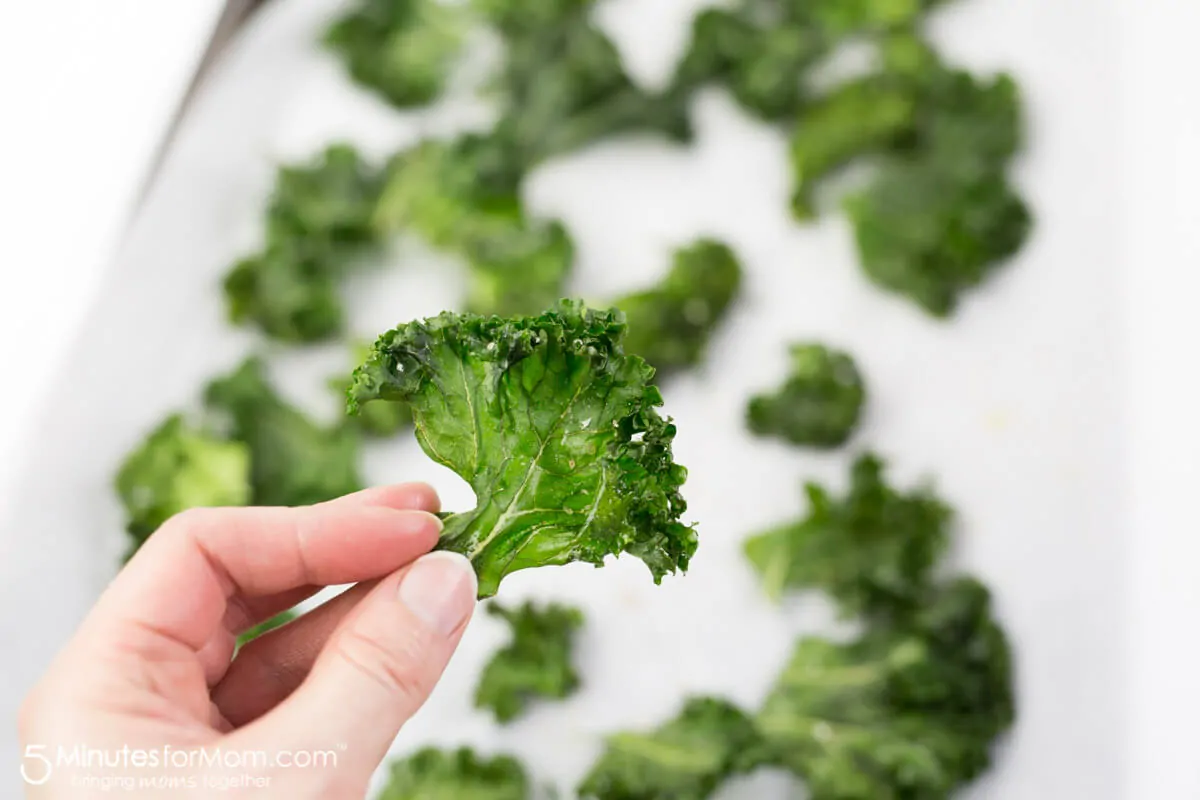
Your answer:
[398,552,477,635]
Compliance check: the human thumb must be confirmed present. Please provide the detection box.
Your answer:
[236,551,477,791]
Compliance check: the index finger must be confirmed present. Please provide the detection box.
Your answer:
[85,484,443,653]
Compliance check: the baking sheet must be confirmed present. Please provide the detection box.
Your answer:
[0,0,1126,796]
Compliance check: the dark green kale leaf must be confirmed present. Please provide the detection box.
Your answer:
[236,609,298,648]
[480,2,691,171]
[115,415,251,555]
[348,301,696,598]
[788,76,918,219]
[746,343,865,448]
[224,145,385,342]
[578,697,760,800]
[331,342,413,437]
[475,601,584,723]
[378,747,530,800]
[324,0,466,108]
[374,136,574,316]
[845,158,1031,316]
[669,8,823,122]
[206,357,362,507]
[615,239,742,374]
[743,453,950,615]
[755,577,1015,800]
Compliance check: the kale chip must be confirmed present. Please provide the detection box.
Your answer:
[349,301,696,597]
[115,415,251,555]
[743,453,950,616]
[755,577,1015,799]
[206,357,363,507]
[378,747,530,800]
[324,0,466,108]
[475,601,584,723]
[224,145,385,342]
[374,136,574,316]
[746,343,866,448]
[578,697,761,800]
[615,239,742,374]
[331,342,413,437]
[480,1,691,171]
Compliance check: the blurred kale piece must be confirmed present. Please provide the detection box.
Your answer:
[579,697,761,800]
[845,67,1030,315]
[475,601,584,723]
[224,145,385,342]
[331,341,413,437]
[237,609,298,648]
[480,0,691,172]
[788,76,918,219]
[325,0,466,108]
[743,453,950,615]
[755,577,1015,799]
[746,343,865,448]
[378,747,530,800]
[349,301,696,598]
[206,357,362,507]
[115,415,251,557]
[374,136,574,316]
[614,239,742,375]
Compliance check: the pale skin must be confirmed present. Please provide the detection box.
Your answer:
[18,482,477,798]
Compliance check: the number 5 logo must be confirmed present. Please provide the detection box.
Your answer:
[21,744,52,785]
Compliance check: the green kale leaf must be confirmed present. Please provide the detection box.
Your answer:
[746,343,865,448]
[348,301,696,597]
[236,609,298,648]
[481,3,691,171]
[578,697,760,800]
[845,158,1031,316]
[670,8,823,122]
[331,342,413,437]
[115,415,251,555]
[475,601,584,723]
[224,145,385,342]
[615,239,742,374]
[788,77,918,219]
[743,453,950,615]
[755,577,1015,799]
[206,357,363,507]
[374,136,574,316]
[324,0,466,108]
[377,747,530,800]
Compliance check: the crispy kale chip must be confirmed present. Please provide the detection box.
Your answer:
[670,8,824,122]
[348,301,696,597]
[788,77,918,219]
[332,342,413,437]
[480,0,690,170]
[614,240,742,375]
[206,357,362,507]
[744,453,950,615]
[746,343,865,448]
[755,578,1015,799]
[845,69,1030,315]
[115,415,251,554]
[374,136,574,316]
[225,145,385,342]
[378,747,530,800]
[475,601,584,723]
[237,609,297,648]
[324,0,465,108]
[578,697,760,800]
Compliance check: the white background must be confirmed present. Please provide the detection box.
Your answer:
[0,1,1197,798]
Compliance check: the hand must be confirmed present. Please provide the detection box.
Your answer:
[18,483,477,798]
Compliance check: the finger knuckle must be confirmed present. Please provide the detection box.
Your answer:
[333,624,435,709]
